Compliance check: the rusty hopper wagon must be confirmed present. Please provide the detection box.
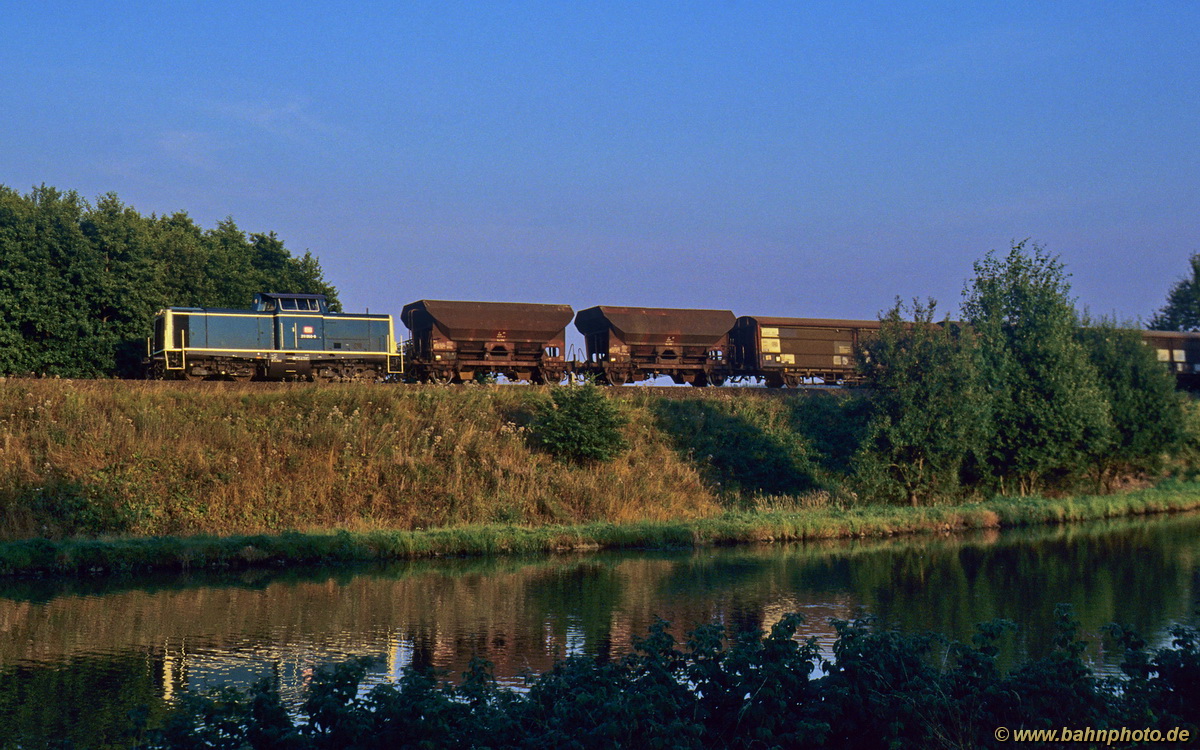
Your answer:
[731,316,881,387]
[401,300,574,384]
[574,306,736,386]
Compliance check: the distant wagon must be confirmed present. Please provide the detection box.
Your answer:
[401,299,574,384]
[148,292,400,381]
[574,306,736,386]
[1142,330,1200,390]
[730,316,880,387]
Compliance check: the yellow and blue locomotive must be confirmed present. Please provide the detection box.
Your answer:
[148,292,401,381]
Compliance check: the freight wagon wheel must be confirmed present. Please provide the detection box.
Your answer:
[534,367,565,385]
[429,371,454,386]
[603,369,629,386]
[708,375,727,387]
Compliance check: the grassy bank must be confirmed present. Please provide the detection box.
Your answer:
[0,380,724,538]
[3,481,1198,576]
[1,378,1197,576]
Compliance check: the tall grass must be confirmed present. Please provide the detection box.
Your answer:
[1,380,1196,558]
[0,380,719,539]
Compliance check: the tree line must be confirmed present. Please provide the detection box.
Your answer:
[856,241,1189,503]
[0,185,339,378]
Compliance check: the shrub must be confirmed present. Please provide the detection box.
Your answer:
[530,386,628,463]
[853,299,988,505]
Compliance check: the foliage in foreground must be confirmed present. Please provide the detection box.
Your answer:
[141,608,1199,750]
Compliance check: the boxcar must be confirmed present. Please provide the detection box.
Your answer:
[730,316,880,387]
[401,299,574,383]
[148,293,400,381]
[574,306,736,385]
[1142,330,1200,390]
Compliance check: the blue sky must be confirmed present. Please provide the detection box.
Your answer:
[4,1,1197,326]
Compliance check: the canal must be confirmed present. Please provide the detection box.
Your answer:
[1,512,1197,746]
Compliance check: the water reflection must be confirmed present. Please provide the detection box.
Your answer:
[1,513,1198,746]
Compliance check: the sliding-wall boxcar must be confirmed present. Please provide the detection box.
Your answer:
[401,300,574,384]
[1142,330,1200,390]
[574,306,736,385]
[731,316,880,387]
[148,293,400,381]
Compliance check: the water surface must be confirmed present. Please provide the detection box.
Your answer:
[1,512,1197,747]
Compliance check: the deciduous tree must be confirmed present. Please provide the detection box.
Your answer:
[962,241,1112,494]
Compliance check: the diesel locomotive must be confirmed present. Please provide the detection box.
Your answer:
[148,292,401,382]
[147,294,1200,388]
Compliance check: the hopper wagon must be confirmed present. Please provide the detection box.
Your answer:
[574,306,736,386]
[401,299,574,384]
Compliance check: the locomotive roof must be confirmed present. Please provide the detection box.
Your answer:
[257,292,328,300]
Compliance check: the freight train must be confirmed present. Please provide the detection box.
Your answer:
[147,294,1200,389]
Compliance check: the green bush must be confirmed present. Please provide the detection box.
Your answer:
[530,386,627,463]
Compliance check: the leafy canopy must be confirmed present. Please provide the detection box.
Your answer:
[961,240,1112,494]
[0,185,338,377]
[1150,252,1200,331]
[854,298,988,505]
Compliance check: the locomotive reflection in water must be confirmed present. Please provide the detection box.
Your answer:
[148,294,1200,388]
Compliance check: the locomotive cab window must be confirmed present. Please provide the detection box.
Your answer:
[279,298,321,312]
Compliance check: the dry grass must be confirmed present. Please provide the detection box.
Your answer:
[0,380,721,539]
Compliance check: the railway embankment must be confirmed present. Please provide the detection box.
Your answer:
[1,378,1197,575]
